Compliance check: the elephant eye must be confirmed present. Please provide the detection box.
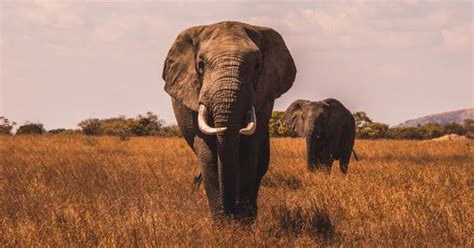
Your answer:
[197,60,205,74]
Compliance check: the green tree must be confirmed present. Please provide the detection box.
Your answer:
[48,128,68,135]
[353,111,373,128]
[48,128,77,135]
[390,127,424,140]
[131,112,165,136]
[464,119,474,139]
[464,119,474,131]
[100,116,133,136]
[443,122,466,136]
[160,124,182,137]
[357,122,389,139]
[77,112,165,138]
[269,111,297,137]
[353,112,389,139]
[419,123,444,139]
[16,122,46,135]
[78,119,101,135]
[0,117,16,135]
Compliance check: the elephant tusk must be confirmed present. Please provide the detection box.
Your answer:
[198,105,227,135]
[240,106,257,135]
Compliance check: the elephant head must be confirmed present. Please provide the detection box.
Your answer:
[162,21,296,217]
[283,99,330,137]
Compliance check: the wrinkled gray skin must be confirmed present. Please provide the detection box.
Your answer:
[162,21,296,223]
[283,98,356,173]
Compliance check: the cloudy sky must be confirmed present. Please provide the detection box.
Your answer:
[1,0,472,129]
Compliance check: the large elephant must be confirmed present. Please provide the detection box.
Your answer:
[162,21,296,222]
[283,98,357,173]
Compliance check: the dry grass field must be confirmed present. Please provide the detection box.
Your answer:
[0,135,473,247]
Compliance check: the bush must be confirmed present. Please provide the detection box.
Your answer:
[463,119,473,132]
[418,123,444,139]
[130,112,165,136]
[77,112,168,137]
[443,123,466,135]
[78,119,101,135]
[48,129,76,135]
[353,111,390,139]
[160,124,182,137]
[100,116,133,136]
[357,122,389,139]
[16,123,46,135]
[0,117,16,135]
[269,111,297,137]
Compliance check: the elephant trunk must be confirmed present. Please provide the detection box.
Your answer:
[211,80,249,216]
[197,55,256,217]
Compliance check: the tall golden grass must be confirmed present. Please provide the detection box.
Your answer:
[1,136,473,247]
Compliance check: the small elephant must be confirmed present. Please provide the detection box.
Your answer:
[162,21,296,223]
[283,98,357,173]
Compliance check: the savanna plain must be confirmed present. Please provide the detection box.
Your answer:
[0,136,473,247]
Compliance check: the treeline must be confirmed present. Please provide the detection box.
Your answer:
[352,112,473,140]
[1,111,473,140]
[0,113,181,139]
[267,111,474,140]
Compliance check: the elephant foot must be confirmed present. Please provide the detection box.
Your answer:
[308,163,327,173]
[210,213,234,228]
[235,200,257,226]
[210,209,256,228]
[320,166,332,174]
[339,164,348,174]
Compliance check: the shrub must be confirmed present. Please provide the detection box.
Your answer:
[160,124,182,137]
[16,122,46,135]
[0,117,16,135]
[77,112,167,137]
[418,123,444,139]
[443,123,466,135]
[48,128,68,135]
[357,122,389,139]
[78,119,101,135]
[270,111,297,137]
[130,112,165,136]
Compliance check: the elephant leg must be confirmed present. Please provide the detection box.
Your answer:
[313,140,323,170]
[339,137,355,175]
[306,135,318,171]
[339,155,350,174]
[338,141,351,174]
[322,158,334,173]
[256,131,270,193]
[320,147,333,174]
[172,100,205,191]
[193,136,223,220]
[236,135,259,223]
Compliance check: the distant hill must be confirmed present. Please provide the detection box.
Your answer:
[395,108,474,128]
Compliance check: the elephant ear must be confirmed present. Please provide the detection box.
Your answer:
[253,26,297,107]
[282,99,310,136]
[162,26,206,112]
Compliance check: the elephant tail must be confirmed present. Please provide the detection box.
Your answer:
[352,149,359,162]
